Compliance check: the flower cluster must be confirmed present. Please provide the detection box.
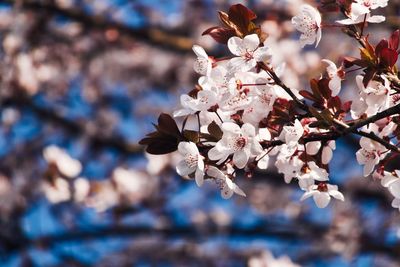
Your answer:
[141,2,400,210]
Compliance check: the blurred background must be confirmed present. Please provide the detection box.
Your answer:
[1,0,400,266]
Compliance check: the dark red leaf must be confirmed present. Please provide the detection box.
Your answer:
[375,39,388,58]
[228,4,257,34]
[389,30,400,51]
[318,78,332,99]
[202,26,236,44]
[380,47,398,67]
[342,101,352,112]
[342,56,368,68]
[299,90,318,102]
[157,113,181,138]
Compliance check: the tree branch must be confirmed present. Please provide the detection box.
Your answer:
[4,0,194,53]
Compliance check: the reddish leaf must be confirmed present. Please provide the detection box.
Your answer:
[380,47,398,67]
[342,56,368,68]
[342,101,352,113]
[310,79,323,103]
[299,90,318,102]
[202,26,236,44]
[318,78,332,99]
[328,96,342,111]
[228,4,257,33]
[389,30,400,51]
[375,39,388,58]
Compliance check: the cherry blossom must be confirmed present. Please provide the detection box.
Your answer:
[301,183,345,208]
[351,75,391,118]
[173,90,218,117]
[275,151,304,184]
[291,4,322,48]
[298,161,329,190]
[227,34,272,71]
[208,122,262,169]
[337,0,387,25]
[192,45,212,76]
[206,166,246,199]
[279,119,304,147]
[381,170,400,198]
[392,198,400,211]
[177,142,205,186]
[356,136,387,177]
[322,59,344,96]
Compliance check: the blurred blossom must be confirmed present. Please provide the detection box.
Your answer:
[248,251,301,267]
[43,145,82,178]
[3,33,22,55]
[16,53,39,95]
[112,167,157,204]
[145,151,180,176]
[85,181,119,212]
[1,107,20,127]
[42,177,71,204]
[73,177,90,202]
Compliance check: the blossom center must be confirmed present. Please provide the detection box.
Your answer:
[244,50,254,61]
[317,182,328,192]
[234,136,248,150]
[185,154,198,169]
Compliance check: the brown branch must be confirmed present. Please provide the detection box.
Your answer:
[4,0,193,53]
[2,93,142,155]
[344,103,400,134]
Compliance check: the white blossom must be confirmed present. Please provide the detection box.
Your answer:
[301,183,345,208]
[208,122,262,169]
[176,142,205,186]
[279,119,304,147]
[207,166,246,199]
[356,136,387,177]
[381,170,400,198]
[227,34,272,71]
[192,45,212,76]
[337,0,387,25]
[322,59,344,96]
[298,161,329,190]
[291,4,322,48]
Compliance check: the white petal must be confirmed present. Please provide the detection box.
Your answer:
[321,147,333,165]
[367,15,385,23]
[233,150,249,169]
[228,36,244,56]
[389,180,400,199]
[241,123,256,137]
[221,122,241,134]
[195,168,204,187]
[381,174,397,187]
[329,77,341,96]
[306,141,321,155]
[176,160,193,176]
[329,189,345,201]
[208,146,224,161]
[392,198,400,208]
[363,159,376,177]
[300,190,315,201]
[313,192,331,208]
[192,45,208,58]
[243,34,260,52]
[257,155,269,169]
